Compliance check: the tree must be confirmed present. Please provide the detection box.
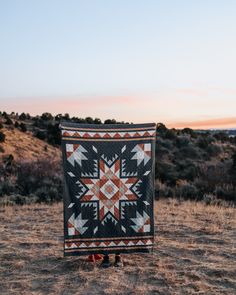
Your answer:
[156,123,167,133]
[19,113,27,120]
[41,112,53,121]
[63,113,70,120]
[104,119,116,124]
[94,118,102,124]
[55,114,62,121]
[85,117,94,124]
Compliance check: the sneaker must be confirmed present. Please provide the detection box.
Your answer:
[100,255,112,268]
[87,255,95,262]
[114,255,123,267]
[94,254,103,260]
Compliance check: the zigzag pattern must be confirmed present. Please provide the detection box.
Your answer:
[62,129,156,139]
[81,159,98,177]
[65,238,153,249]
[120,201,137,219]
[121,159,138,177]
[101,154,118,166]
[75,180,87,199]
[81,202,98,219]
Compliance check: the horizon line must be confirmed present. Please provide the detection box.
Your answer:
[1,109,236,130]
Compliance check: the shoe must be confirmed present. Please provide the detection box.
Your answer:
[100,255,112,268]
[94,254,103,260]
[114,255,123,267]
[87,255,95,262]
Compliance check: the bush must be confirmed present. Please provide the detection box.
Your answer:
[16,159,63,202]
[0,131,5,142]
[179,145,200,159]
[19,113,27,120]
[176,135,190,148]
[175,180,198,200]
[206,144,222,157]
[155,179,174,199]
[176,160,198,181]
[34,130,46,140]
[156,161,178,185]
[0,179,16,196]
[5,117,13,125]
[41,112,53,121]
[46,123,60,145]
[19,123,27,132]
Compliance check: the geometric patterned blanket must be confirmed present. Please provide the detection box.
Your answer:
[60,122,156,256]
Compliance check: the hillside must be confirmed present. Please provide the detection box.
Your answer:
[0,126,60,162]
[1,199,235,294]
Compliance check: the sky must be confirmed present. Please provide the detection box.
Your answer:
[0,0,236,129]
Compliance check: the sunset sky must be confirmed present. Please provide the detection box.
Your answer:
[1,1,236,129]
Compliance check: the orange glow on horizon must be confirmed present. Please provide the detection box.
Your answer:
[168,117,236,129]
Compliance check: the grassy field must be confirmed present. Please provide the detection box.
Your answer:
[0,199,235,295]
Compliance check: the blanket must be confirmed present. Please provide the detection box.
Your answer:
[60,122,156,256]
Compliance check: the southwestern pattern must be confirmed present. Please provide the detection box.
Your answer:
[60,122,156,256]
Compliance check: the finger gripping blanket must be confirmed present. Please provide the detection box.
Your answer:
[60,122,156,256]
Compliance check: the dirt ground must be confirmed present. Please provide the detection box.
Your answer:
[0,199,235,295]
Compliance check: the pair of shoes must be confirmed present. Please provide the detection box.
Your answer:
[100,255,123,268]
[87,254,103,262]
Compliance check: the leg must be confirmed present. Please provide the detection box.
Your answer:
[114,253,123,267]
[100,254,112,268]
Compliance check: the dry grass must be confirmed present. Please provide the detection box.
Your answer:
[0,127,60,162]
[0,199,235,295]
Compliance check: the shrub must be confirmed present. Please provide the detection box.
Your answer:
[155,179,174,199]
[176,160,198,181]
[206,144,222,157]
[16,159,63,202]
[5,117,13,125]
[156,161,178,185]
[19,113,27,120]
[176,135,190,148]
[0,131,5,142]
[34,130,46,140]
[19,123,27,132]
[0,179,16,196]
[46,123,60,145]
[214,184,236,202]
[41,112,53,121]
[175,180,198,200]
[179,144,200,159]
